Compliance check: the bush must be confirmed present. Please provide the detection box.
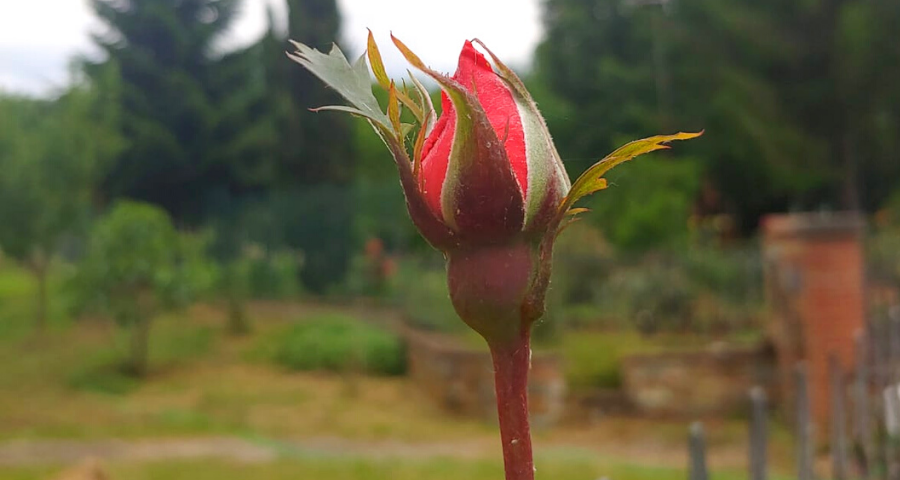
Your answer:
[599,259,696,335]
[868,227,900,285]
[681,245,762,307]
[70,201,215,376]
[68,363,140,395]
[586,156,701,252]
[542,223,617,337]
[241,245,302,300]
[266,314,405,376]
[391,258,463,333]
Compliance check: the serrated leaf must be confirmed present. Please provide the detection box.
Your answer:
[566,207,591,217]
[388,81,402,136]
[559,131,703,215]
[367,29,391,90]
[365,31,424,125]
[287,41,391,129]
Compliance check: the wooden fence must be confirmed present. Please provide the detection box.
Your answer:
[689,307,900,480]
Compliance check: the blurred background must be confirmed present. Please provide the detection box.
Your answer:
[1,0,899,479]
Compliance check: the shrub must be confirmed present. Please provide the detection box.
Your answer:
[68,363,140,395]
[391,258,463,333]
[868,227,900,285]
[71,201,215,376]
[680,245,762,308]
[600,260,696,335]
[585,156,701,252]
[541,223,617,337]
[266,314,405,376]
[241,245,302,300]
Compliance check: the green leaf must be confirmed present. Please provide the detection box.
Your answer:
[559,131,704,215]
[387,81,402,135]
[365,31,423,125]
[366,29,391,90]
[287,41,391,129]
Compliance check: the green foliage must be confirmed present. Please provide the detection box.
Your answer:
[391,259,464,333]
[0,80,123,329]
[0,85,119,260]
[545,223,762,335]
[87,0,249,220]
[587,157,701,251]
[73,201,214,320]
[534,0,900,228]
[261,314,405,376]
[680,245,763,308]
[542,223,616,339]
[72,201,214,375]
[868,227,900,286]
[67,361,140,395]
[252,0,355,292]
[241,247,302,300]
[883,190,900,225]
[67,320,214,394]
[599,259,696,335]
[557,330,655,389]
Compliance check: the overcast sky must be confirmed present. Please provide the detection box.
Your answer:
[0,0,543,96]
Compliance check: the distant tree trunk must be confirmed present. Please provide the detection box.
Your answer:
[226,294,250,335]
[842,131,861,212]
[224,263,250,335]
[31,252,49,334]
[128,314,151,377]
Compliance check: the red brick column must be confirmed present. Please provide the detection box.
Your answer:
[762,212,865,434]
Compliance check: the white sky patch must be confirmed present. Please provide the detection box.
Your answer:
[0,0,542,96]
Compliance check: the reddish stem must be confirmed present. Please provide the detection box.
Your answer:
[489,329,534,480]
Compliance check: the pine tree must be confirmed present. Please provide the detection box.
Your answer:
[534,0,900,231]
[254,0,355,292]
[87,0,242,222]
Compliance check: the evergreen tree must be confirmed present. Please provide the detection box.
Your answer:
[255,0,355,293]
[87,0,242,222]
[534,0,900,232]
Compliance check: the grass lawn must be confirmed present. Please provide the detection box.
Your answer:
[0,263,796,478]
[0,454,797,480]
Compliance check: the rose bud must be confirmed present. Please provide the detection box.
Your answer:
[289,32,700,480]
[399,39,574,343]
[288,34,699,345]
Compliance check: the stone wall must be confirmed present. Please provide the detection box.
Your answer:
[403,328,566,427]
[620,343,777,417]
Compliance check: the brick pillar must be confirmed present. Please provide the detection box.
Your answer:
[762,212,865,435]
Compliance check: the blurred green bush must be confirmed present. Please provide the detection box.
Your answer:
[585,156,701,252]
[69,201,216,375]
[262,314,406,376]
[240,245,302,300]
[390,259,463,333]
[544,221,763,336]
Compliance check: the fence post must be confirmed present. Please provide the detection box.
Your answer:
[855,330,872,479]
[689,421,709,480]
[749,386,768,480]
[832,354,849,480]
[797,363,816,480]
